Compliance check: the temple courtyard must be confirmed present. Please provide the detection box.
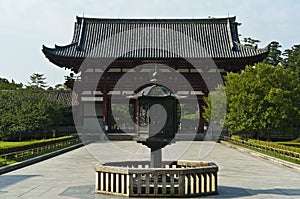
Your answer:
[0,141,299,198]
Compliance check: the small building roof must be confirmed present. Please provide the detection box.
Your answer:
[43,16,268,72]
[48,90,78,107]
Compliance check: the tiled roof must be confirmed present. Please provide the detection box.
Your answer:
[48,90,78,107]
[43,16,268,60]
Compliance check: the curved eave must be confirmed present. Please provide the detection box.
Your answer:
[42,45,83,73]
[238,45,269,61]
[42,44,269,74]
[214,48,269,72]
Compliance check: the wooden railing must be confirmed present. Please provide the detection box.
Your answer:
[95,160,218,197]
[0,138,80,166]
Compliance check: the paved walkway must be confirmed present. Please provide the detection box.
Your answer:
[0,141,299,198]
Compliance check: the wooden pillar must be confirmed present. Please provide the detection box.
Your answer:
[199,96,204,134]
[107,95,112,131]
[201,91,209,134]
[134,99,139,134]
[102,92,108,133]
[77,91,84,126]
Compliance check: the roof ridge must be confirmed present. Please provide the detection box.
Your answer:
[75,16,237,24]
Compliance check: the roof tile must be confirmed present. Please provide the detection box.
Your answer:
[43,16,268,60]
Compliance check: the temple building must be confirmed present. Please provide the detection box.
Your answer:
[42,16,268,137]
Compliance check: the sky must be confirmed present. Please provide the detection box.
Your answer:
[0,0,299,87]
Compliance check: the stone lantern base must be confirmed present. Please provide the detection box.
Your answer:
[95,160,218,197]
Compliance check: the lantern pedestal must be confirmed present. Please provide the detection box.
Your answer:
[136,137,173,168]
[150,148,161,168]
[95,160,219,197]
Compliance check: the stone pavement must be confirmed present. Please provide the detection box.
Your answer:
[0,141,299,198]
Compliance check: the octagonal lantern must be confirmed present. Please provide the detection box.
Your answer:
[130,84,179,167]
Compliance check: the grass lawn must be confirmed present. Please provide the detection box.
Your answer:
[242,144,300,165]
[0,140,42,148]
[277,142,300,148]
[0,136,80,167]
[0,136,76,154]
[228,136,300,165]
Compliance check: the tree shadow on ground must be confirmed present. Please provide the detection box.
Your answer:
[206,186,300,198]
[59,185,300,199]
[0,175,40,190]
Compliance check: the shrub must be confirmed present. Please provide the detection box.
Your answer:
[0,135,78,155]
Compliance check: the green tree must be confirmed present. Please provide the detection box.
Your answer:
[203,85,226,128]
[203,63,300,139]
[0,90,16,140]
[282,44,300,76]
[243,37,260,47]
[226,63,300,139]
[263,41,282,66]
[28,73,48,89]
[0,78,23,90]
[47,84,69,90]
[0,88,66,141]
[54,84,69,90]
[0,74,71,140]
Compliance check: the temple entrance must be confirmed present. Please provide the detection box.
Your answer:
[42,16,269,140]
